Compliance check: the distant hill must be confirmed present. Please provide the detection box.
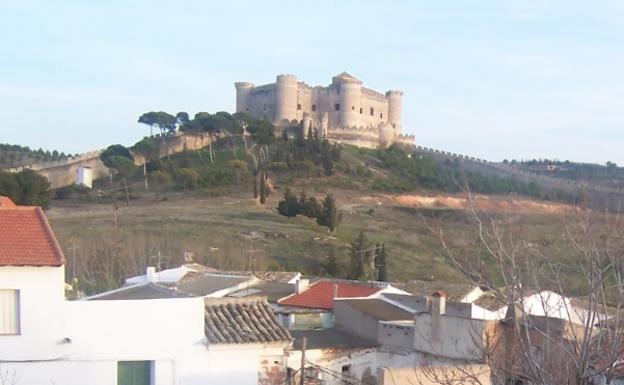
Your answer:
[0,143,74,169]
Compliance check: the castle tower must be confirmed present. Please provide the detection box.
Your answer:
[386,90,403,134]
[274,74,298,125]
[234,82,255,113]
[333,72,362,128]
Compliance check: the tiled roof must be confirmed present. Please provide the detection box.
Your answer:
[204,297,292,344]
[212,271,299,284]
[0,197,64,266]
[392,280,476,301]
[86,283,191,301]
[278,281,381,310]
[336,298,413,321]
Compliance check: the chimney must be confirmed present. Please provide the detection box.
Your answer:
[430,291,447,317]
[146,266,157,283]
[295,278,309,294]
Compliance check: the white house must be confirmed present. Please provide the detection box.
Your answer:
[0,197,292,385]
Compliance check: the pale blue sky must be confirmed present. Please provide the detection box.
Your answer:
[1,1,624,164]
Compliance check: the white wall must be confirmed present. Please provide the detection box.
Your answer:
[0,266,66,359]
[413,314,486,360]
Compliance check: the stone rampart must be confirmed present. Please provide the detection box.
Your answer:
[6,132,217,189]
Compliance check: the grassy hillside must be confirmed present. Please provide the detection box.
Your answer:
[46,133,592,295]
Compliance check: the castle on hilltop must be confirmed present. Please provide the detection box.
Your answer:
[235,72,415,148]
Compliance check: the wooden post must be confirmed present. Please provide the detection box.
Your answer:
[299,337,306,385]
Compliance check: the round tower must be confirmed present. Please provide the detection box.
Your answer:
[234,82,255,114]
[274,74,298,125]
[386,90,403,134]
[332,73,362,128]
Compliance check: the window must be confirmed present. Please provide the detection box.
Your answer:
[297,104,302,111]
[0,289,19,335]
[118,361,152,385]
[359,108,363,114]
[311,104,316,112]
[370,107,374,116]
[335,103,340,111]
[341,365,351,385]
[263,104,267,112]
[380,113,383,119]
[351,106,355,110]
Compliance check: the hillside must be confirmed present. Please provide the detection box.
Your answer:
[45,131,586,295]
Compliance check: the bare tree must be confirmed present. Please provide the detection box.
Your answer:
[418,191,624,385]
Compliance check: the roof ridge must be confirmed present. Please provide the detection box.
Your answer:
[35,207,65,266]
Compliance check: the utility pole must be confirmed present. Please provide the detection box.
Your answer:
[299,337,306,385]
[67,241,80,282]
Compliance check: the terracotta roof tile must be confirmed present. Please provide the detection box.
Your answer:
[0,197,64,266]
[278,281,381,310]
[204,297,292,344]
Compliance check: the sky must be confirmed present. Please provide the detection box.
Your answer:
[1,1,624,164]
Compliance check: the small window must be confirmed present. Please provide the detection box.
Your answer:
[335,104,340,111]
[359,108,363,114]
[392,123,396,128]
[263,104,267,112]
[351,106,355,110]
[370,107,374,116]
[118,361,152,385]
[380,113,383,119]
[297,104,302,111]
[0,289,19,335]
[312,104,316,112]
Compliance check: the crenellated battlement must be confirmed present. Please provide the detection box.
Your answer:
[235,71,410,149]
[234,82,255,88]
[361,87,387,101]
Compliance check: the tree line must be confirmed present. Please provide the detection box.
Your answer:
[276,188,338,233]
[0,169,52,208]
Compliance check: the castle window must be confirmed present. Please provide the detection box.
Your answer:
[335,103,340,111]
[370,107,374,116]
[392,123,396,128]
[297,104,301,111]
[352,106,355,110]
[359,108,363,114]
[312,104,316,112]
[380,113,383,119]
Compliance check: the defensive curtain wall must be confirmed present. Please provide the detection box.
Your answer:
[5,132,215,189]
[412,145,624,212]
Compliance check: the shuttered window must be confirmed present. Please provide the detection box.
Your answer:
[0,289,20,335]
[117,361,152,385]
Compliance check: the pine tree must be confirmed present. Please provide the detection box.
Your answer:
[253,176,258,199]
[317,193,338,233]
[376,243,387,282]
[322,249,340,277]
[348,231,370,280]
[277,188,300,218]
[259,172,267,205]
[321,139,334,176]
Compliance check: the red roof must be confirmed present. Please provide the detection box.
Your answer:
[0,196,16,208]
[278,281,381,310]
[0,197,64,266]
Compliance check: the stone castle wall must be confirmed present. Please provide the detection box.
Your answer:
[6,132,216,189]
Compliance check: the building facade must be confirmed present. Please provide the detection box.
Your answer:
[235,72,415,148]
